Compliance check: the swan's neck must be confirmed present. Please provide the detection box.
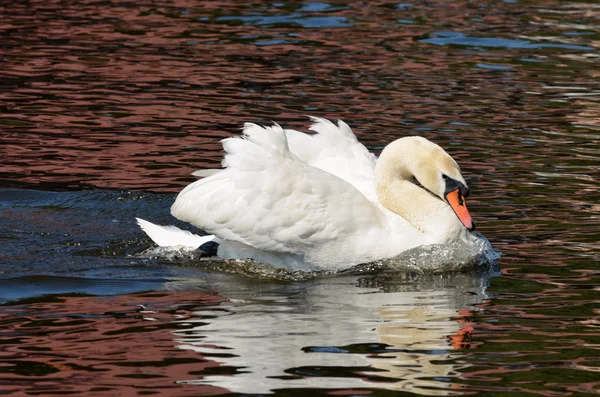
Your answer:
[376,179,446,235]
[374,142,460,241]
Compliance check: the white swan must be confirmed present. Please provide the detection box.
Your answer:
[137,117,476,271]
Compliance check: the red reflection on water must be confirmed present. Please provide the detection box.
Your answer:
[0,292,228,396]
[1,0,597,196]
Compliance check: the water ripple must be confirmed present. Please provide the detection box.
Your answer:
[1,0,599,395]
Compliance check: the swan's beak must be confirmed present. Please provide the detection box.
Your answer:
[445,189,474,231]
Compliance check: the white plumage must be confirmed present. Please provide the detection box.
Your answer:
[138,117,477,271]
[136,218,215,250]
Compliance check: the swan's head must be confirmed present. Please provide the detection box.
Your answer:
[377,136,474,231]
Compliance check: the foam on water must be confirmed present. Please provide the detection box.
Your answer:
[139,233,501,281]
[378,232,501,274]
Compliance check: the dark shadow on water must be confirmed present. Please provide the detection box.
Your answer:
[0,276,167,304]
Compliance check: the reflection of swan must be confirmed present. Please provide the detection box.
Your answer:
[138,118,477,271]
[172,273,489,395]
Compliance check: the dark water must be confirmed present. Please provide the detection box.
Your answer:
[1,0,599,396]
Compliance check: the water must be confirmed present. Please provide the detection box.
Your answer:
[1,0,599,395]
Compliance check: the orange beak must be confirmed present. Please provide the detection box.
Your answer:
[445,189,474,230]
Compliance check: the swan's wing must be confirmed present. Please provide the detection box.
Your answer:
[188,118,377,199]
[284,117,378,202]
[170,123,382,255]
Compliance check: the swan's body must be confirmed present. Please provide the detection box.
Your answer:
[138,118,476,271]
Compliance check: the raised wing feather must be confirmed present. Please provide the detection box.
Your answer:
[170,123,382,256]
[285,117,378,201]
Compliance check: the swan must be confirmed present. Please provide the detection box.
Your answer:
[137,117,476,271]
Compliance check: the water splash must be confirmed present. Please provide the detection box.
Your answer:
[378,233,501,274]
[139,233,501,281]
[139,247,332,281]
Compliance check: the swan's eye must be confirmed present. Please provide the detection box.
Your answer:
[442,174,448,180]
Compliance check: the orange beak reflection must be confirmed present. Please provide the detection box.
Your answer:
[445,189,474,231]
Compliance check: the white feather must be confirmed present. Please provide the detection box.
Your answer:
[192,169,221,178]
[285,118,378,201]
[136,218,215,250]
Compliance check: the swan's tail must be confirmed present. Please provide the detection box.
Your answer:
[136,218,217,251]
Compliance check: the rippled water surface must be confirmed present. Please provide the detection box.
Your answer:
[1,0,599,396]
